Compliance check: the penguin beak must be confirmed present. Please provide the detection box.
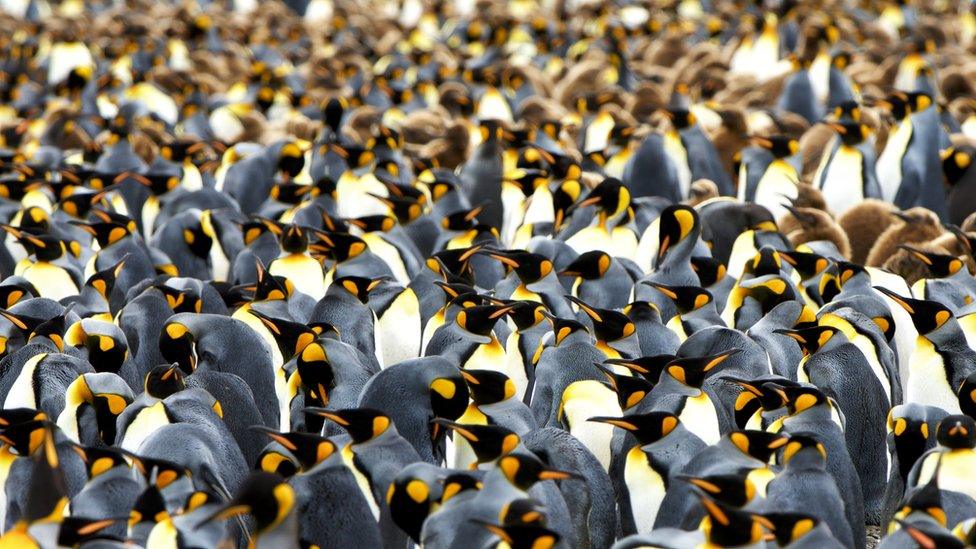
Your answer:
[537,468,581,481]
[749,136,773,149]
[587,416,637,430]
[825,122,846,134]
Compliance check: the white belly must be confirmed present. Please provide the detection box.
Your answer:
[663,132,691,198]
[625,446,666,533]
[818,146,864,217]
[680,392,720,445]
[877,120,912,202]
[377,289,421,367]
[907,338,961,413]
[561,380,621,470]
[754,160,799,220]
[269,254,325,300]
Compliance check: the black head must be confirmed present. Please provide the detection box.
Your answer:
[589,411,681,446]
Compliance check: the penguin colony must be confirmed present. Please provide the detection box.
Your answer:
[3,0,976,548]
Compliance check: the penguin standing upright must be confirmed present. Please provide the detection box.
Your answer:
[813,120,882,216]
[460,121,505,230]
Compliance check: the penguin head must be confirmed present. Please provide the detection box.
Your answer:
[327,143,375,172]
[480,249,555,284]
[476,522,561,549]
[749,135,798,159]
[456,303,516,337]
[642,283,714,315]
[731,275,800,317]
[567,296,636,343]
[306,407,393,444]
[594,362,653,411]
[0,415,49,456]
[496,451,578,491]
[276,142,305,180]
[726,430,790,463]
[825,119,869,146]
[159,320,197,373]
[942,146,974,185]
[0,226,71,262]
[251,427,336,471]
[126,452,192,492]
[936,415,976,450]
[906,92,933,114]
[773,325,840,355]
[311,231,371,263]
[129,486,168,528]
[776,433,828,468]
[876,91,912,120]
[387,467,445,543]
[152,284,202,314]
[959,373,976,419]
[441,472,483,504]
[661,107,697,130]
[246,309,318,362]
[655,204,700,268]
[551,179,583,233]
[666,350,740,389]
[441,205,484,231]
[898,245,966,279]
[743,246,787,278]
[261,221,308,254]
[432,420,520,464]
[830,100,862,122]
[678,472,757,508]
[690,256,728,287]
[82,257,126,302]
[70,218,134,248]
[573,177,630,225]
[331,275,385,304]
[873,286,954,336]
[560,251,612,280]
[727,376,795,428]
[71,445,129,480]
[763,513,824,546]
[0,280,36,310]
[199,472,296,536]
[546,315,591,347]
[604,354,674,385]
[589,411,681,446]
[63,373,133,443]
[766,383,829,416]
[132,172,180,197]
[143,364,186,399]
[347,214,398,234]
[64,320,129,374]
[460,369,517,406]
[56,516,123,547]
[894,520,966,549]
[321,97,347,134]
[505,301,549,331]
[26,309,73,351]
[696,491,773,548]
[778,249,829,280]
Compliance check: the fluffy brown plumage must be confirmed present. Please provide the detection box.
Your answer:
[838,199,896,265]
[866,208,945,267]
[784,205,851,259]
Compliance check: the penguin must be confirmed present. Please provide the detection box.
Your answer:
[813,119,882,217]
[158,313,279,426]
[643,283,725,341]
[635,204,703,317]
[199,471,303,548]
[875,287,976,413]
[763,433,857,548]
[943,144,976,226]
[901,415,976,535]
[308,275,384,371]
[357,356,469,464]
[563,177,638,260]
[305,407,422,547]
[743,135,802,221]
[266,223,327,300]
[765,383,867,546]
[559,251,635,310]
[460,369,539,436]
[479,249,574,318]
[55,372,134,446]
[764,512,846,548]
[460,120,505,230]
[589,411,706,535]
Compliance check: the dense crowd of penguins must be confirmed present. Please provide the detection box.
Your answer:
[2,0,976,547]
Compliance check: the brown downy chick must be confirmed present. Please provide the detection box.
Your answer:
[777,185,829,235]
[865,208,945,267]
[837,199,896,264]
[684,179,718,207]
[782,205,851,259]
